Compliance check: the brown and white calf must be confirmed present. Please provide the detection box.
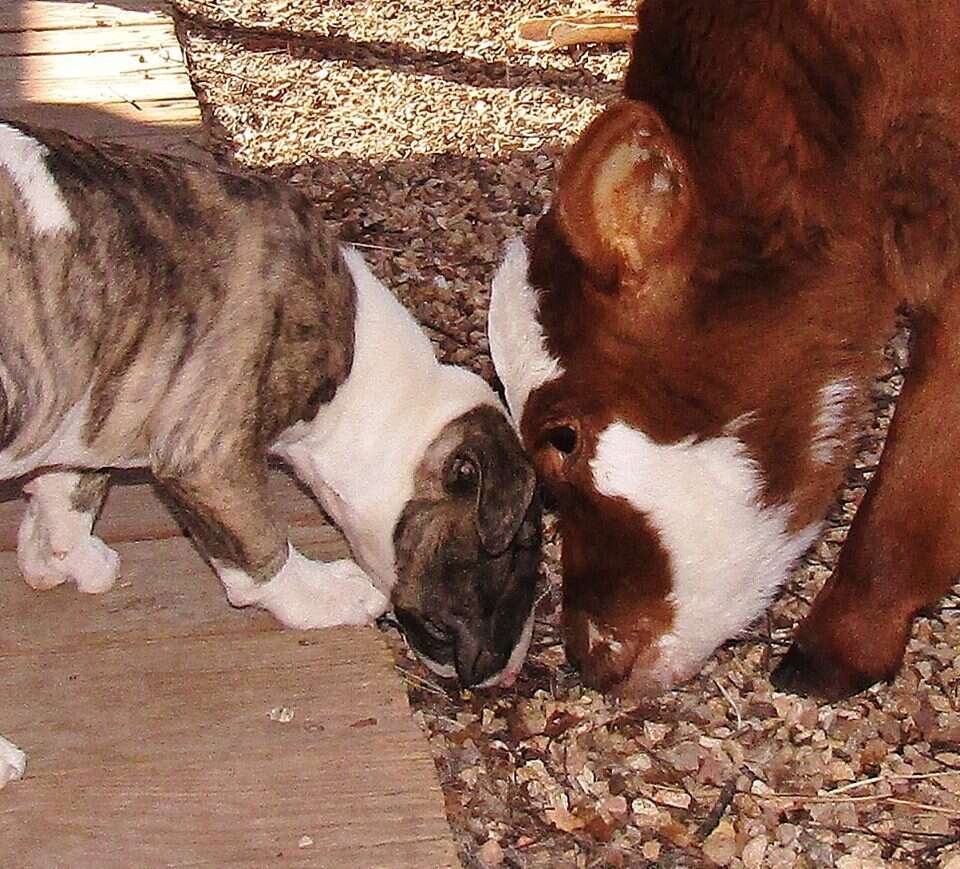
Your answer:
[490,0,960,700]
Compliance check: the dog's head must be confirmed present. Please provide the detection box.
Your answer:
[283,248,541,689]
[489,100,873,696]
[391,405,540,687]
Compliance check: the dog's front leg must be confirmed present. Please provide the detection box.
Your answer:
[17,471,119,594]
[774,304,960,700]
[160,467,388,629]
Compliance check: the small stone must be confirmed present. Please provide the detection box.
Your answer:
[656,788,692,809]
[600,795,629,817]
[477,838,504,867]
[741,835,769,869]
[641,840,661,861]
[267,706,295,723]
[836,857,886,869]
[702,819,737,866]
[297,835,314,848]
[545,806,586,832]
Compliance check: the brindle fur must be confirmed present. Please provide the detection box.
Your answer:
[0,122,354,579]
[392,406,539,684]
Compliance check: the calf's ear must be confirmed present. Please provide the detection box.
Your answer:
[488,238,564,424]
[555,99,695,282]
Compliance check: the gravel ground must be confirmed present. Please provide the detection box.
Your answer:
[172,3,960,866]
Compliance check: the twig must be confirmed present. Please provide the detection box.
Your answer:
[916,830,960,858]
[348,241,403,253]
[697,779,737,840]
[394,666,449,698]
[754,790,960,817]
[713,677,743,731]
[823,770,958,796]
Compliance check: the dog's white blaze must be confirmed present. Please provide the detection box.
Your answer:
[488,238,564,424]
[0,735,26,789]
[0,123,74,235]
[591,421,820,686]
[274,246,501,596]
[811,378,856,465]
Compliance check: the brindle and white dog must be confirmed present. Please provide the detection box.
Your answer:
[0,122,540,788]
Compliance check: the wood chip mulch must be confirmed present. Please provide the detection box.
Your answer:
[170,3,960,866]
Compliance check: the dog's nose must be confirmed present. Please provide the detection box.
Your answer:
[453,637,505,687]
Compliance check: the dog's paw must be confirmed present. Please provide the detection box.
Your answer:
[18,507,120,594]
[0,736,26,789]
[260,553,390,629]
[217,545,389,629]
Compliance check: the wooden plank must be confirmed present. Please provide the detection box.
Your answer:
[4,70,196,104]
[0,631,459,868]
[0,470,333,552]
[1,43,186,77]
[0,21,178,56]
[0,42,194,106]
[0,1,171,33]
[0,486,458,867]
[2,98,202,135]
[0,529,352,652]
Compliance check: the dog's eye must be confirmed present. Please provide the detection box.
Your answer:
[546,425,578,455]
[448,456,479,493]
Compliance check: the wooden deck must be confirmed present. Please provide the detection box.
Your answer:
[0,2,461,866]
[0,475,459,867]
[0,0,206,158]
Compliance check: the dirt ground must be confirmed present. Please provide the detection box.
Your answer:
[171,3,960,866]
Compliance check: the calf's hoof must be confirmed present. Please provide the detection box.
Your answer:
[771,642,886,701]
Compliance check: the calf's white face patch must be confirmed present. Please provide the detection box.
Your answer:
[488,238,564,423]
[591,421,819,687]
[0,123,75,235]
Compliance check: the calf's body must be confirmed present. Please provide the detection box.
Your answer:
[490,0,960,699]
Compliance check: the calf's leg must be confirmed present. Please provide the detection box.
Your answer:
[774,305,960,699]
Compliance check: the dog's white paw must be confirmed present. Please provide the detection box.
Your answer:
[17,504,120,594]
[0,736,26,789]
[217,545,390,629]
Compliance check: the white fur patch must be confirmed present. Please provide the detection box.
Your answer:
[17,472,119,593]
[591,421,819,687]
[811,378,856,465]
[214,543,389,629]
[274,247,501,596]
[0,123,75,235]
[0,735,26,789]
[488,238,564,424]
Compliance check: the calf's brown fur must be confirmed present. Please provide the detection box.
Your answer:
[492,0,960,699]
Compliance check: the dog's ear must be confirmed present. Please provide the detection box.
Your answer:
[451,413,537,555]
[555,99,696,287]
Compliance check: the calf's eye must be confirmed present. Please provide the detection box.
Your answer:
[547,425,578,455]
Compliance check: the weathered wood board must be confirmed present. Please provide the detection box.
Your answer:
[0,478,460,868]
[0,0,204,157]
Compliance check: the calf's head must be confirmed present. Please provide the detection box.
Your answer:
[489,100,871,696]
